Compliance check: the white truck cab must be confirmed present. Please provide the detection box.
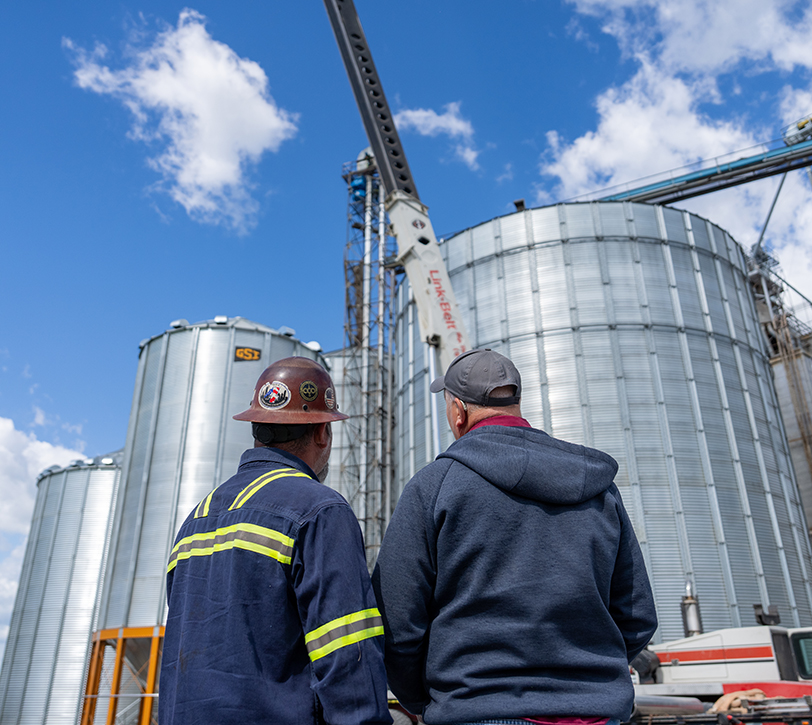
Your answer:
[635,626,812,698]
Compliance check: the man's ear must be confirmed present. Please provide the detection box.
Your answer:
[452,398,468,432]
[313,422,331,449]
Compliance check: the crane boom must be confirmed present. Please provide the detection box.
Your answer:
[324,0,470,371]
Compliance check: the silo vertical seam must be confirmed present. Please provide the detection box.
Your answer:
[525,212,552,433]
[465,229,477,344]
[561,241,592,446]
[43,467,92,723]
[407,292,416,479]
[156,326,200,626]
[721,230,812,614]
[122,333,170,626]
[262,328,272,372]
[493,218,509,346]
[394,295,404,495]
[0,472,49,717]
[591,202,604,241]
[624,202,637,241]
[15,468,69,725]
[735,324,797,621]
[682,211,740,625]
[99,345,148,629]
[653,205,695,587]
[598,232,655,599]
[557,204,567,244]
[80,466,121,725]
[385,269,396,527]
[677,236,771,606]
[620,237,655,571]
[423,342,433,462]
[395,292,404,488]
[212,325,238,487]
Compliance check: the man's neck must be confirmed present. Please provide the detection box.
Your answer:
[462,404,523,435]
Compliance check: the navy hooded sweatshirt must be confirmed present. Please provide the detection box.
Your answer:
[372,424,657,724]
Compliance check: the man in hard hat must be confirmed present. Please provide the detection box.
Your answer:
[372,349,657,725]
[160,357,392,725]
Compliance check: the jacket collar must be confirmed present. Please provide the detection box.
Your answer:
[238,446,318,480]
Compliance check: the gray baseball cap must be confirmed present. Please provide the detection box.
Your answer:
[430,349,521,406]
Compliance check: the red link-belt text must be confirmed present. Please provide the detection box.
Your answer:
[430,270,458,331]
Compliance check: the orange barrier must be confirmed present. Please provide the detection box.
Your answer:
[80,626,164,725]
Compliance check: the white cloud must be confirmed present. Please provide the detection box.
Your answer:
[395,102,474,139]
[0,418,83,657]
[64,9,298,232]
[32,406,46,427]
[395,102,480,170]
[540,62,755,201]
[0,418,82,536]
[779,86,812,130]
[0,542,26,661]
[61,421,83,436]
[540,0,812,302]
[496,163,514,184]
[568,0,812,75]
[454,144,481,171]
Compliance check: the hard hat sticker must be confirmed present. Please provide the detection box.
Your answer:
[258,381,291,410]
[300,380,318,402]
[324,387,336,410]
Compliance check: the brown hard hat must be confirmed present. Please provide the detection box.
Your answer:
[233,357,349,425]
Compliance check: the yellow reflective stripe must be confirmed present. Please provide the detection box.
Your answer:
[308,625,385,662]
[167,523,295,573]
[228,469,288,510]
[229,469,312,510]
[194,489,215,519]
[304,608,384,662]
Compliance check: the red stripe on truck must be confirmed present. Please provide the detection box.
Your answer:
[722,681,812,697]
[656,645,773,664]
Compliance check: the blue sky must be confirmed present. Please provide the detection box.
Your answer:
[2,0,812,650]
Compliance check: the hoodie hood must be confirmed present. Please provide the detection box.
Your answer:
[438,425,618,505]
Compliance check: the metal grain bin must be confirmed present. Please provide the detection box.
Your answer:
[771,352,812,531]
[394,202,812,642]
[0,453,122,725]
[98,318,323,631]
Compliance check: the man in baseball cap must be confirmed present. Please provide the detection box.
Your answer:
[374,349,656,725]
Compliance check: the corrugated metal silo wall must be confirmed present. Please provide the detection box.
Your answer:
[0,458,120,724]
[394,202,812,642]
[98,319,322,630]
[771,353,812,529]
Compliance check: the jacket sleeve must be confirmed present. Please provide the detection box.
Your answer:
[608,486,658,661]
[371,467,442,716]
[292,501,392,725]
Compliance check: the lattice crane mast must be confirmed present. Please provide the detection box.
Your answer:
[324,0,470,373]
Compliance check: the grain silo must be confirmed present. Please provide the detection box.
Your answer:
[772,354,812,526]
[83,317,323,724]
[0,452,122,725]
[394,201,812,643]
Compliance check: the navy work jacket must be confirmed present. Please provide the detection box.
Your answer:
[159,447,391,725]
